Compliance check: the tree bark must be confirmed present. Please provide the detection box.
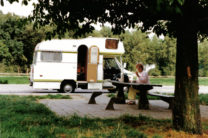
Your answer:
[173,9,202,133]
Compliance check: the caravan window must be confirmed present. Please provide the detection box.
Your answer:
[41,51,62,62]
[104,58,119,70]
[105,39,118,49]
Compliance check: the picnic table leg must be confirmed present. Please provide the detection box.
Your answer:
[88,92,102,104]
[105,97,117,110]
[115,86,126,104]
[138,90,149,109]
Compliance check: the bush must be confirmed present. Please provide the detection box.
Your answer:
[149,68,161,76]
[199,94,208,105]
[0,80,8,84]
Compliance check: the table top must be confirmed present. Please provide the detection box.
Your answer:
[110,80,162,87]
[110,80,162,90]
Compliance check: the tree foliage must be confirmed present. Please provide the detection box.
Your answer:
[0,13,26,67]
[198,40,208,77]
[0,12,45,72]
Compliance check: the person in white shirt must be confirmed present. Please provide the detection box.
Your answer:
[135,64,149,84]
[127,63,149,105]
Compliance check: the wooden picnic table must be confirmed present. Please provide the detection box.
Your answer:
[107,80,162,110]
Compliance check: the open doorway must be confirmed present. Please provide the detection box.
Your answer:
[77,45,88,81]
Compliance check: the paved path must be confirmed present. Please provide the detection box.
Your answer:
[39,93,208,120]
[149,85,208,94]
[0,84,208,95]
[0,84,108,95]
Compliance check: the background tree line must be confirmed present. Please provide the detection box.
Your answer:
[0,12,207,76]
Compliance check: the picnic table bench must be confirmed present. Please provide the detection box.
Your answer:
[147,92,174,109]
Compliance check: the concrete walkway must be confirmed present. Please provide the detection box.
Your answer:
[0,84,208,95]
[39,93,208,120]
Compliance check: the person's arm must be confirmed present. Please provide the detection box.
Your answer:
[136,71,139,78]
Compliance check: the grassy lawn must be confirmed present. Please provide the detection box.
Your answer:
[0,76,29,84]
[1,76,208,85]
[27,94,71,100]
[199,77,208,86]
[199,94,208,105]
[150,77,175,85]
[0,95,207,138]
[150,77,208,86]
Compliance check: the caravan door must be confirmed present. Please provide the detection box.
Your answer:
[77,45,88,81]
[87,46,99,82]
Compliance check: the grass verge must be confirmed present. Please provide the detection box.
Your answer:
[199,94,208,105]
[150,77,175,85]
[27,94,71,100]
[0,95,207,137]
[0,76,29,84]
[150,77,208,86]
[1,76,208,86]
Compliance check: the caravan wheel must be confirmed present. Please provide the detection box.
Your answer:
[61,83,75,93]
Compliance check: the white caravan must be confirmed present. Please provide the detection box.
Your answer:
[30,37,125,92]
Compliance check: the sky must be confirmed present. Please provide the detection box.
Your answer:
[0,0,36,17]
[0,0,106,30]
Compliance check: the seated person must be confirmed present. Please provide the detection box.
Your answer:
[77,63,85,80]
[127,63,149,105]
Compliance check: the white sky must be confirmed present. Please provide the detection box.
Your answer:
[0,0,36,17]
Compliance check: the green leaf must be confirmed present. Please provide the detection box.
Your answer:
[169,0,174,5]
[177,0,184,5]
[175,6,181,14]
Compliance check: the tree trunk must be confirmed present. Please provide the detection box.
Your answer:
[173,12,202,133]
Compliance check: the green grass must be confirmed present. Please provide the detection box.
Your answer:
[0,76,29,84]
[0,95,169,137]
[150,77,208,86]
[199,94,208,105]
[199,77,208,86]
[27,94,71,100]
[150,77,175,85]
[1,76,208,86]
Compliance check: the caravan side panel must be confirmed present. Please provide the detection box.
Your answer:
[33,53,77,89]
